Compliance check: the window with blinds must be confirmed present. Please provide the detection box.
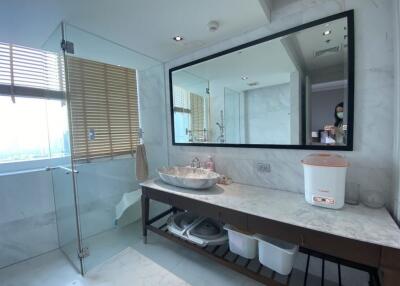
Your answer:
[66,56,140,161]
[172,85,208,142]
[173,85,190,113]
[0,42,68,163]
[190,93,205,137]
[0,42,65,100]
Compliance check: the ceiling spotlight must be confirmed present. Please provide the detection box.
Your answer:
[241,76,248,80]
[323,30,332,36]
[173,36,184,41]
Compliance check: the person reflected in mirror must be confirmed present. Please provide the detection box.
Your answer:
[324,102,345,145]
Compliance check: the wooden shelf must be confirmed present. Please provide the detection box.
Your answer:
[141,189,381,286]
[147,224,291,286]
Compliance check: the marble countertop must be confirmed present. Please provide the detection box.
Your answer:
[141,179,400,250]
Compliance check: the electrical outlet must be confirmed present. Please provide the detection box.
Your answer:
[255,161,271,174]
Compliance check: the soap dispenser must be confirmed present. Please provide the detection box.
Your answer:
[205,156,215,172]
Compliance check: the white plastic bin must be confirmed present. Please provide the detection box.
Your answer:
[254,235,298,275]
[223,225,258,259]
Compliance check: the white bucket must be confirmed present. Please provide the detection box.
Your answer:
[223,225,258,259]
[255,235,298,275]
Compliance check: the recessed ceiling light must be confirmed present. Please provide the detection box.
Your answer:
[241,76,248,80]
[323,30,332,36]
[173,36,184,41]
[208,21,220,32]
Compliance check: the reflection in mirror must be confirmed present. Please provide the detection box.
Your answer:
[172,71,210,143]
[170,12,353,149]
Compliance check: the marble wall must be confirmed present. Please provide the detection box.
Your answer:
[165,0,397,214]
[138,64,169,178]
[137,64,170,217]
[244,83,291,144]
[0,158,140,269]
[0,170,58,268]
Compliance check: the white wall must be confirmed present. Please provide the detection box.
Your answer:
[166,1,396,214]
[289,71,301,144]
[392,0,400,222]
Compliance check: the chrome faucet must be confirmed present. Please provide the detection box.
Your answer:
[191,157,201,168]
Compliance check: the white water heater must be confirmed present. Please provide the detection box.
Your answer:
[302,154,348,209]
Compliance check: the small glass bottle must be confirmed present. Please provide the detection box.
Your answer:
[205,156,215,171]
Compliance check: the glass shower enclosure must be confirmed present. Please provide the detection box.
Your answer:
[42,22,166,274]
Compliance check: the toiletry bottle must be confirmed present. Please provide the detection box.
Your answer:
[205,156,215,171]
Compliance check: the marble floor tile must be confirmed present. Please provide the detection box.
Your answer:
[0,221,367,286]
[0,222,261,286]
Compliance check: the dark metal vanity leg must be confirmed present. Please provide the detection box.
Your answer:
[141,194,149,244]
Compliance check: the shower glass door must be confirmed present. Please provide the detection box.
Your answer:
[42,24,84,274]
[62,23,164,273]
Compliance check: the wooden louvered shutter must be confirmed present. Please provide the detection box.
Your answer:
[67,56,139,161]
[190,93,204,134]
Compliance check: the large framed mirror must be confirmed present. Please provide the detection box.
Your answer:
[169,11,354,150]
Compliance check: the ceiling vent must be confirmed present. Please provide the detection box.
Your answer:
[314,46,340,57]
[247,82,259,87]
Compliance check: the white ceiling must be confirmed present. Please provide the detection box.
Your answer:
[173,37,297,93]
[296,17,348,71]
[0,0,271,62]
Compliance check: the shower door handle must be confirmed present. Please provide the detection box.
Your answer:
[45,166,58,171]
[59,166,79,174]
[45,166,79,174]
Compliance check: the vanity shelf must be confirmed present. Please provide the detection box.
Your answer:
[145,206,379,286]
[141,180,400,286]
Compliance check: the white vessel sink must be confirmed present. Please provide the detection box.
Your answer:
[157,166,220,190]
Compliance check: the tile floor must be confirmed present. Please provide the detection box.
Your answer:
[0,222,262,286]
[0,221,368,286]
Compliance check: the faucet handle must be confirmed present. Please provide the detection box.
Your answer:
[191,157,201,168]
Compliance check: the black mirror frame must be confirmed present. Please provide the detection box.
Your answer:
[169,10,354,151]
